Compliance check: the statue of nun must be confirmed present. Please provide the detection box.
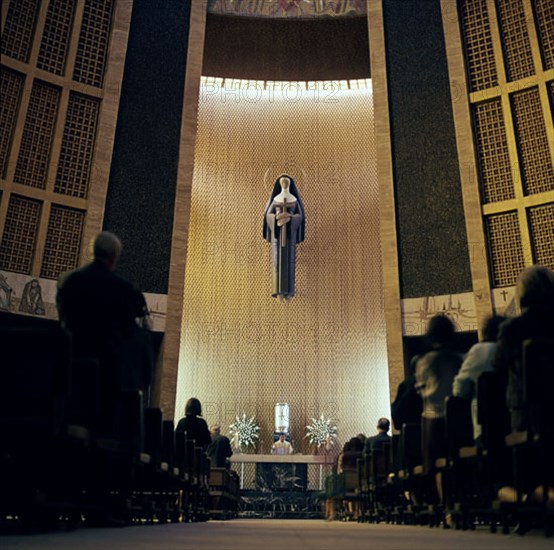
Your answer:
[263,175,305,299]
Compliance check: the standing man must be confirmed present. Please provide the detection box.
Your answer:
[206,425,233,468]
[57,232,153,430]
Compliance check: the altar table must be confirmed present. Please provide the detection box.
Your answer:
[229,454,335,490]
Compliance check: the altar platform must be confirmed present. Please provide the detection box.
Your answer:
[229,454,335,491]
[228,454,334,518]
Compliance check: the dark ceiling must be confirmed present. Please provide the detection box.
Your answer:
[202,15,371,81]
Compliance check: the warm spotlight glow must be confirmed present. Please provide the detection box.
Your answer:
[176,77,389,454]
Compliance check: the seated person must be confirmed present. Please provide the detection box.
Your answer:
[206,424,233,468]
[271,433,293,455]
[494,266,554,512]
[337,437,364,473]
[175,397,211,449]
[391,355,423,432]
[364,417,392,455]
[416,315,463,505]
[452,315,505,444]
[495,265,554,433]
[416,315,463,475]
[335,437,363,520]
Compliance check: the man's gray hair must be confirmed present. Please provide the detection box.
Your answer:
[210,424,221,434]
[93,231,122,261]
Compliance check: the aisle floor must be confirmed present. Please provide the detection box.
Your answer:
[3,519,554,550]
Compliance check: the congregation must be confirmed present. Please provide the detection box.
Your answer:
[324,264,553,533]
[1,232,553,537]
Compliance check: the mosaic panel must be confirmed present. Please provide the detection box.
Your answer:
[37,0,77,76]
[511,87,554,196]
[528,203,554,270]
[73,0,114,88]
[14,80,60,189]
[40,205,84,280]
[54,93,100,198]
[496,0,535,81]
[208,0,366,18]
[0,68,24,178]
[485,211,526,288]
[0,195,41,274]
[459,0,498,92]
[472,99,515,203]
[0,0,40,63]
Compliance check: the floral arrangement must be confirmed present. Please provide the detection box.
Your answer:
[229,413,260,451]
[305,414,337,448]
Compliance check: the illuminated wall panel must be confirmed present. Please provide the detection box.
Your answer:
[176,79,389,453]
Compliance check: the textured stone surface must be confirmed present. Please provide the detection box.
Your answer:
[104,0,191,294]
[384,0,472,298]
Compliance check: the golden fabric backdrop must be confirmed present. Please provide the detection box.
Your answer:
[175,78,390,453]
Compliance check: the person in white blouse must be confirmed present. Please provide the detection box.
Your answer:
[452,315,506,443]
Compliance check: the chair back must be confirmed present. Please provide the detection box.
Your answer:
[477,371,510,453]
[445,395,473,457]
[162,420,176,465]
[399,422,422,472]
[2,327,72,440]
[144,407,163,461]
[523,338,554,439]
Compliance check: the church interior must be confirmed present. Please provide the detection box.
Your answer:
[1,0,553,548]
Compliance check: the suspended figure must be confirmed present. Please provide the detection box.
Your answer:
[263,175,305,299]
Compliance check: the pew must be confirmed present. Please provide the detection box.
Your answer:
[504,338,554,536]
[209,467,240,518]
[0,327,83,529]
